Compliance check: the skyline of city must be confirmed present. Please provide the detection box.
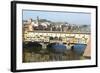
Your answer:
[23,10,91,25]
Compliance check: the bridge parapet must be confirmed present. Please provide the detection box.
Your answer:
[23,31,90,44]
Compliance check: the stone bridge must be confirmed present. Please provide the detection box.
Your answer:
[23,31,90,49]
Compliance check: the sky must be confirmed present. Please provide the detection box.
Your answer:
[23,10,91,25]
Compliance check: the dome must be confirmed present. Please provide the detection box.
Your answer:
[33,23,38,27]
[41,23,48,28]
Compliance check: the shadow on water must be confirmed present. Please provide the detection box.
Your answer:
[23,42,88,62]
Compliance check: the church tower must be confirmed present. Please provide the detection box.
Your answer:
[36,16,40,25]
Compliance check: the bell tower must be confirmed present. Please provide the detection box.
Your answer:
[36,16,40,25]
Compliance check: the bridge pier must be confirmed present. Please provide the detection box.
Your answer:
[40,43,48,49]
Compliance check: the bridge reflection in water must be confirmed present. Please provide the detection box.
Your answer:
[23,31,90,62]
